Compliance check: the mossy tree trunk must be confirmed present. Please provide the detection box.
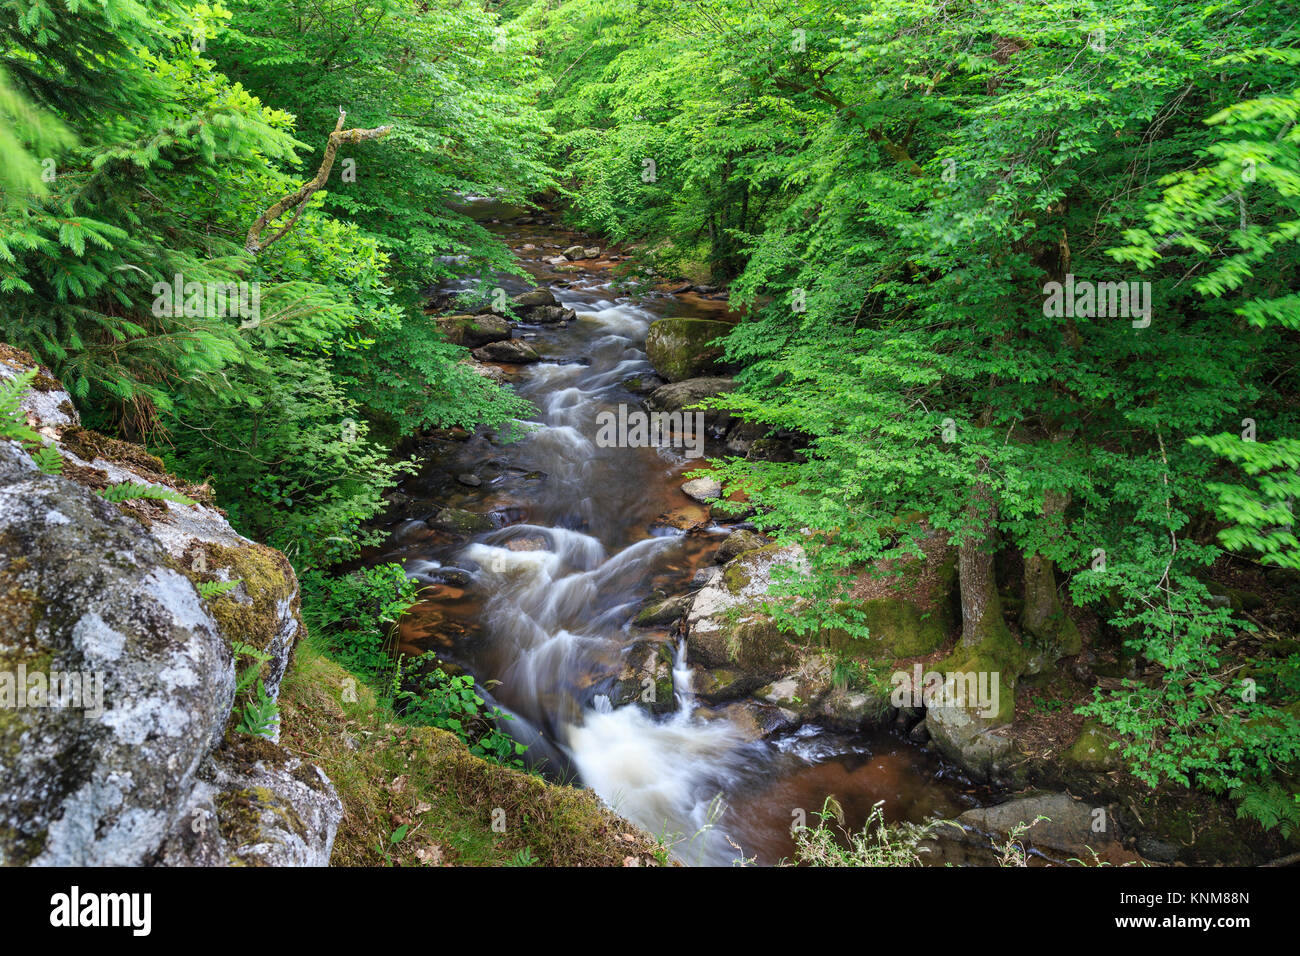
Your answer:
[1021,488,1083,660]
[958,480,1010,650]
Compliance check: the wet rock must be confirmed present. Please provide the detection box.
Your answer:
[505,536,548,552]
[818,686,894,730]
[694,667,754,701]
[645,376,735,434]
[436,313,512,348]
[700,701,798,740]
[645,317,733,382]
[634,593,693,627]
[681,476,722,502]
[463,358,510,384]
[563,245,586,260]
[473,338,541,364]
[953,792,1122,855]
[611,642,674,712]
[584,246,601,258]
[456,473,483,487]
[413,566,473,587]
[715,528,767,563]
[512,288,558,309]
[621,373,666,395]
[925,690,1017,784]
[685,544,806,688]
[723,420,767,455]
[527,305,577,324]
[428,507,495,534]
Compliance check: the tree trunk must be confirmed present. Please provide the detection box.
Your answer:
[1021,488,1082,664]
[958,480,1007,649]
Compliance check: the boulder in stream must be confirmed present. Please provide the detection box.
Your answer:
[952,792,1123,856]
[436,312,512,348]
[681,476,722,502]
[473,338,541,364]
[684,543,805,691]
[646,376,736,435]
[645,317,734,382]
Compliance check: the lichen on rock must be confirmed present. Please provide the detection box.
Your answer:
[0,347,340,867]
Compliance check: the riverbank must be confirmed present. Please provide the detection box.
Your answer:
[378,203,1300,867]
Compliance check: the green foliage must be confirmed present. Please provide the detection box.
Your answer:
[0,0,535,574]
[231,639,278,737]
[532,0,1300,824]
[0,369,36,441]
[1233,781,1300,838]
[791,798,941,867]
[196,577,241,600]
[299,562,421,681]
[374,824,410,865]
[394,655,528,767]
[505,846,538,867]
[97,480,195,505]
[235,679,279,737]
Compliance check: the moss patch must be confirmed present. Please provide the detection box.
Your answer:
[277,643,669,866]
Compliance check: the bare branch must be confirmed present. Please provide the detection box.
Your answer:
[244,108,393,255]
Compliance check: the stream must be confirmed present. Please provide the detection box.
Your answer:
[371,202,985,865]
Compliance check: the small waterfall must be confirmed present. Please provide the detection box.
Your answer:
[385,221,973,865]
[672,638,695,715]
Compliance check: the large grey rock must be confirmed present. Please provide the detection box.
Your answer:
[954,792,1122,855]
[0,441,235,865]
[685,544,805,689]
[0,347,340,866]
[155,738,342,867]
[473,338,541,364]
[925,698,1016,783]
[646,377,736,434]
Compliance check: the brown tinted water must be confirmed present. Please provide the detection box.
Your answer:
[369,202,989,865]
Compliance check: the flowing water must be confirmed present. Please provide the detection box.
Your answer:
[372,203,985,865]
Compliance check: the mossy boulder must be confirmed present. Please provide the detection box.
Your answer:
[816,536,958,662]
[633,593,692,627]
[429,507,496,534]
[684,544,805,686]
[1063,720,1121,772]
[715,528,767,564]
[645,317,734,382]
[436,312,512,348]
[0,347,339,866]
[923,622,1028,782]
